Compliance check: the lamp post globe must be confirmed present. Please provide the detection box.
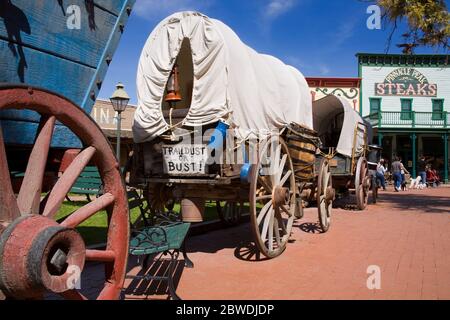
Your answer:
[110,82,130,163]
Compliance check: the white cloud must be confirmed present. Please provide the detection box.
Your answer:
[263,0,297,20]
[319,65,330,75]
[133,0,214,20]
[330,21,356,50]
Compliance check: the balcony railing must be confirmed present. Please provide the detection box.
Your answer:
[365,111,449,129]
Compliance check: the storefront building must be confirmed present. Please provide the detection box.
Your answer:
[306,77,361,111]
[358,53,449,182]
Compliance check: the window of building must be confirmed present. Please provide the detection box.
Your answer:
[432,99,444,120]
[369,98,381,119]
[400,99,413,120]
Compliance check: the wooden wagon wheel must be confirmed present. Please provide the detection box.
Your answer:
[0,86,129,300]
[216,201,242,227]
[317,158,333,232]
[355,157,370,210]
[249,136,296,259]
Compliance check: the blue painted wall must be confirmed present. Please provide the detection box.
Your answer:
[0,0,135,148]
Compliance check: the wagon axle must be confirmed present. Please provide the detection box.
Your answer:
[0,215,86,299]
[272,186,290,208]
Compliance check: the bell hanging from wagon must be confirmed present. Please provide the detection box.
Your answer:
[165,63,182,103]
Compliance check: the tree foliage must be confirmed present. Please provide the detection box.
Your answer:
[376,0,449,54]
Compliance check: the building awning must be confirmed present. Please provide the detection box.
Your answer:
[102,129,134,139]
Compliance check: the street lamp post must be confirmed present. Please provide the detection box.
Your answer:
[110,83,130,163]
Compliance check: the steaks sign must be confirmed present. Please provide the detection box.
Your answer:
[375,68,437,97]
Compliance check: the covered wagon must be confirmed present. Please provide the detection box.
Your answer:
[312,95,374,209]
[129,11,335,258]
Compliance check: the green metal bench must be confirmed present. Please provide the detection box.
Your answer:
[126,192,193,300]
[69,166,102,201]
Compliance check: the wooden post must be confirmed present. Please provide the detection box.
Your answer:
[444,133,448,184]
[378,133,383,148]
[411,133,417,179]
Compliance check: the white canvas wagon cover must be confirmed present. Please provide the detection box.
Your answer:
[312,95,367,158]
[133,11,313,143]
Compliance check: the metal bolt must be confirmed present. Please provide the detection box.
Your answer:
[50,249,68,274]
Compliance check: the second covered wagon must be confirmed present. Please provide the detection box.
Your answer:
[313,95,374,209]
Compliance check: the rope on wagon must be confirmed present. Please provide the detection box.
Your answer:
[317,148,337,160]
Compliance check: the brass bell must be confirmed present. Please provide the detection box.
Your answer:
[165,64,182,103]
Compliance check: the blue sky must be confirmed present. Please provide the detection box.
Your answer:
[99,0,448,104]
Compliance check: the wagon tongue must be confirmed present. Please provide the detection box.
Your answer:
[0,215,86,299]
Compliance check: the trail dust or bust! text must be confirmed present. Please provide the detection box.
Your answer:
[162,144,208,175]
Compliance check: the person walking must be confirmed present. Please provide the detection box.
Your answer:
[399,158,410,190]
[418,155,427,187]
[376,159,387,191]
[391,157,402,192]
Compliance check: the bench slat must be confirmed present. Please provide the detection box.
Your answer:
[129,223,191,256]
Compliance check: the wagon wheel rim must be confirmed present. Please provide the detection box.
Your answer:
[317,158,333,232]
[249,136,296,259]
[0,86,129,300]
[216,201,242,227]
[355,157,369,210]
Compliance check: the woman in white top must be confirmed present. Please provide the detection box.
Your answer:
[376,159,387,191]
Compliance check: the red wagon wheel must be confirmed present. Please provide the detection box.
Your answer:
[355,157,370,210]
[249,136,296,259]
[0,86,129,300]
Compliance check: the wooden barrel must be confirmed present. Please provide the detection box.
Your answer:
[286,124,319,181]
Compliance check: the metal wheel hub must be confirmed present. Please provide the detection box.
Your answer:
[0,215,85,299]
[363,177,371,190]
[272,186,289,208]
[326,186,335,202]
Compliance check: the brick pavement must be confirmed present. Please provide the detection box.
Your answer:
[76,186,450,300]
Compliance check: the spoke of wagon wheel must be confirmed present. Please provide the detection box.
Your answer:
[277,154,287,183]
[279,170,292,187]
[17,115,56,215]
[43,146,96,219]
[261,206,273,243]
[60,289,88,300]
[275,212,287,235]
[0,127,20,223]
[257,201,272,225]
[60,193,115,228]
[268,209,274,251]
[86,249,116,263]
[279,204,292,216]
[255,194,272,201]
[271,144,281,186]
[273,217,282,246]
[325,172,331,196]
[258,176,272,194]
[320,171,331,208]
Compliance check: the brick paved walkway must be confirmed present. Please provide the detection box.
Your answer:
[80,187,450,300]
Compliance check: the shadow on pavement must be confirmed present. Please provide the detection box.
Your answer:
[377,193,450,214]
[124,256,185,300]
[298,221,324,234]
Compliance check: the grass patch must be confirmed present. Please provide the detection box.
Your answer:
[56,200,222,246]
